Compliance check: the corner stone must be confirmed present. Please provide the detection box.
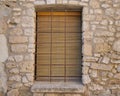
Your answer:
[82,75,91,84]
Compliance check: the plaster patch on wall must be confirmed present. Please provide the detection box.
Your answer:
[0,35,8,62]
[0,62,7,94]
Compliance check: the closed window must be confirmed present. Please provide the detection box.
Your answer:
[35,11,82,82]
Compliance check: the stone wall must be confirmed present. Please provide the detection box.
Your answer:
[0,0,120,96]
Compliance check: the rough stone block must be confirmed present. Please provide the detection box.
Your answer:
[22,16,35,27]
[83,42,92,56]
[33,93,44,96]
[89,0,100,8]
[94,43,111,53]
[47,0,55,4]
[82,75,91,84]
[114,73,120,79]
[9,36,28,43]
[7,89,19,96]
[19,61,34,72]
[91,63,113,71]
[11,44,27,53]
[113,39,120,52]
[101,56,110,64]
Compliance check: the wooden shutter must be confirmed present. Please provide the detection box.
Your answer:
[36,12,82,82]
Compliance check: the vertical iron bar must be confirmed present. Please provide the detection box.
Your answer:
[64,10,67,82]
[35,13,38,80]
[50,11,52,82]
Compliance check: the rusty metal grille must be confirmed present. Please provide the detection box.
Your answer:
[35,11,82,82]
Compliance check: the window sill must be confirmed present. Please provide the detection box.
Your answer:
[31,82,85,93]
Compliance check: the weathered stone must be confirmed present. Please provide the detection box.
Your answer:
[69,0,79,5]
[14,55,23,62]
[65,94,82,96]
[83,42,92,56]
[108,73,113,78]
[7,89,19,96]
[101,4,110,8]
[82,21,90,31]
[91,63,113,71]
[9,75,21,82]
[83,57,99,62]
[94,31,114,37]
[115,20,120,26]
[9,27,23,35]
[21,16,35,27]
[100,20,108,25]
[11,83,22,88]
[117,65,120,72]
[82,66,89,74]
[6,62,16,69]
[98,90,112,96]
[0,62,7,94]
[24,28,35,36]
[9,68,19,74]
[94,43,111,53]
[90,70,97,78]
[82,75,91,84]
[47,0,55,4]
[114,73,120,79]
[11,44,27,53]
[7,56,14,62]
[105,8,115,17]
[89,0,100,8]
[56,0,63,4]
[22,76,29,83]
[94,38,104,43]
[94,9,103,14]
[34,1,45,5]
[0,35,8,62]
[89,84,103,91]
[101,56,110,64]
[9,36,28,43]
[33,93,44,96]
[19,61,34,72]
[111,59,120,64]
[26,73,34,82]
[113,39,120,52]
[83,15,95,21]
[112,69,117,74]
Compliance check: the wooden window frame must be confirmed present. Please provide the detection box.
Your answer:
[35,10,82,82]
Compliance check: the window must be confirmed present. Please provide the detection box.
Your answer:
[35,11,82,82]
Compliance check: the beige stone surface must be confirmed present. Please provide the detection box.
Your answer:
[0,35,8,62]
[9,36,28,43]
[0,62,7,94]
[94,43,111,53]
[113,39,120,52]
[7,89,19,96]
[82,75,91,84]
[11,44,27,53]
[91,63,113,71]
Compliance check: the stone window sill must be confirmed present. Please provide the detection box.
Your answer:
[31,82,85,93]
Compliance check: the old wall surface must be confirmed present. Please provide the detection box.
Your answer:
[0,0,120,96]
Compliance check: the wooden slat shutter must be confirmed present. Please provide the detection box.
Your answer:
[36,12,82,82]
